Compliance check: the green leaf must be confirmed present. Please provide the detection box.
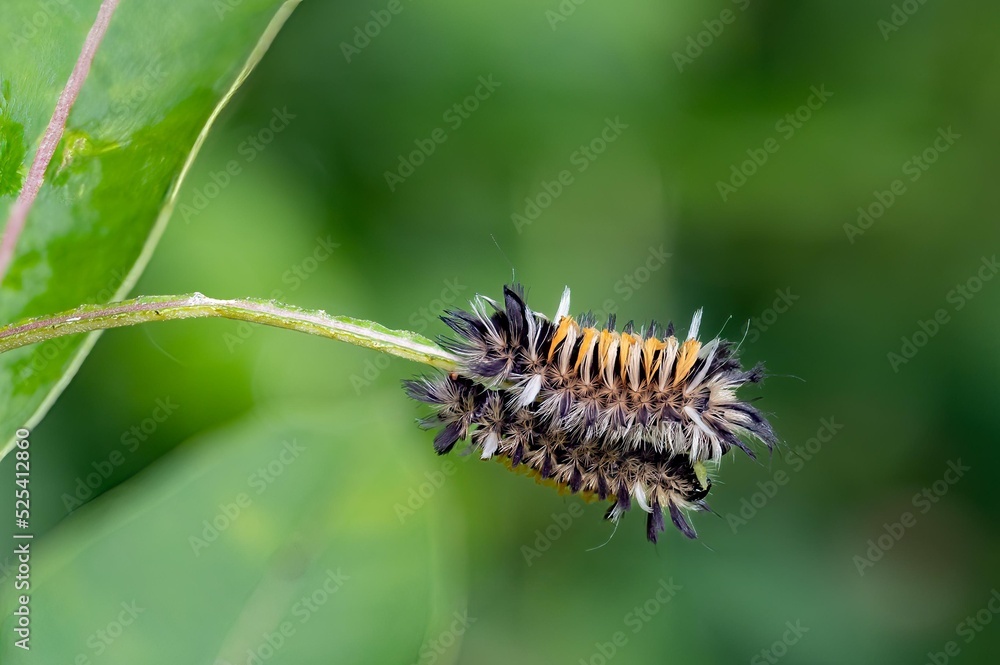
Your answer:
[0,0,299,456]
[1,398,467,663]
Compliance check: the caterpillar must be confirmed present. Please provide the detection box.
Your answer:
[404,284,776,543]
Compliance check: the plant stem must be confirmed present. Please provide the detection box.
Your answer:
[0,294,460,370]
[0,0,121,280]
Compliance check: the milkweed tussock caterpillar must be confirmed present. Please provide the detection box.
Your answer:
[405,284,777,542]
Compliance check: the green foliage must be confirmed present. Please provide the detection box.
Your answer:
[0,0,998,663]
[0,0,299,458]
[0,399,465,663]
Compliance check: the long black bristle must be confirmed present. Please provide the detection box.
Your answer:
[406,284,777,543]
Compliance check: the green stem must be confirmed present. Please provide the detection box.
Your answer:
[0,293,460,370]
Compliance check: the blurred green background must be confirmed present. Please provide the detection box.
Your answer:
[3,0,1000,662]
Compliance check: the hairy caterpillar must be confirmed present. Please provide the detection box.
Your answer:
[404,284,776,542]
